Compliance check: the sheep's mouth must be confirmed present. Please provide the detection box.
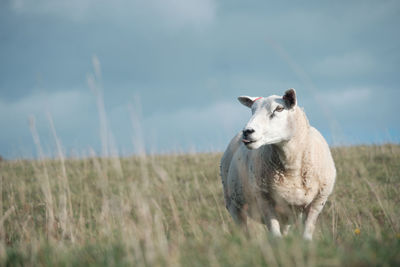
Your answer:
[242,139,256,145]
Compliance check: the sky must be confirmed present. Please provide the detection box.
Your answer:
[0,0,399,159]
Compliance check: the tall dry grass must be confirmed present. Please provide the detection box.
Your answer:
[0,144,399,266]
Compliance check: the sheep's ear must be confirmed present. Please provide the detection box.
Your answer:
[238,96,260,108]
[283,88,296,109]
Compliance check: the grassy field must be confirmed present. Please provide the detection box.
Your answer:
[0,144,399,266]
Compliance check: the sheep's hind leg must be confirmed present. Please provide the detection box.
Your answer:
[228,203,249,235]
[282,224,291,236]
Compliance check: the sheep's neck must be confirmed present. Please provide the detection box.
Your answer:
[272,138,303,172]
[270,109,309,173]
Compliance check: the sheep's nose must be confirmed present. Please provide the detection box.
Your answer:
[243,128,255,137]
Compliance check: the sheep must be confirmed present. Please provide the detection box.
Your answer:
[220,89,336,240]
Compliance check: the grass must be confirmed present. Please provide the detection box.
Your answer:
[0,144,400,266]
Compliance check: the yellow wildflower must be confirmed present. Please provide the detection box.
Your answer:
[354,228,361,235]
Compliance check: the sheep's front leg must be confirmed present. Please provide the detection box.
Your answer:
[266,206,282,237]
[257,199,282,237]
[303,195,327,240]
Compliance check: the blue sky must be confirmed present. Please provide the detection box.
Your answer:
[1,0,399,158]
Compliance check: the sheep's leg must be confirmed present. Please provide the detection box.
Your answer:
[282,206,301,236]
[265,208,282,237]
[228,203,249,234]
[282,224,291,236]
[257,200,282,237]
[303,195,327,240]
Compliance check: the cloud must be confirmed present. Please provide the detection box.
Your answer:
[0,89,98,157]
[316,87,372,107]
[0,89,92,125]
[137,100,249,152]
[147,100,246,132]
[152,0,216,28]
[11,0,92,20]
[313,51,374,77]
[10,0,216,28]
[0,87,248,157]
[305,86,400,136]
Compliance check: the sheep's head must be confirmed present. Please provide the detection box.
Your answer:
[238,89,297,150]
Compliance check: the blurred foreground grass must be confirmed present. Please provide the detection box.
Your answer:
[0,144,399,266]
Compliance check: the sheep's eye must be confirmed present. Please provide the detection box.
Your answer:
[274,106,284,112]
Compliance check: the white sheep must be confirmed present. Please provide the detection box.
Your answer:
[221,89,336,240]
